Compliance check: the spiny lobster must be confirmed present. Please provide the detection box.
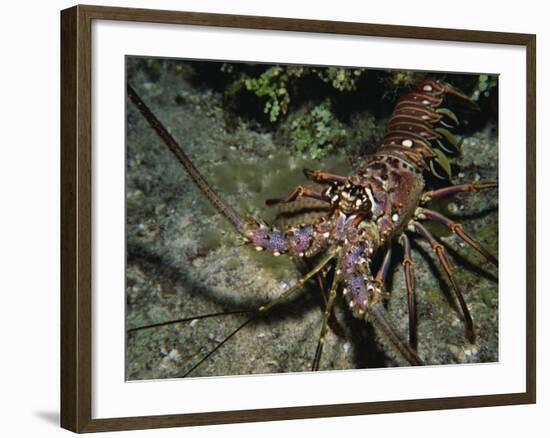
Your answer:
[127,77,498,376]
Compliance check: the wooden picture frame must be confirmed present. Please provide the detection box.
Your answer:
[60,4,536,433]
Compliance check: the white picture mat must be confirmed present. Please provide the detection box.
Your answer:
[92,19,526,419]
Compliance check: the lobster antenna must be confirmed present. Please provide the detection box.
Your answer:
[127,84,247,232]
[181,317,255,378]
[369,302,424,366]
[126,309,254,334]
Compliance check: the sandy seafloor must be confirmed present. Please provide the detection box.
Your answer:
[125,59,499,380]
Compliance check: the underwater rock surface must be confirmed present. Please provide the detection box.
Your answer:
[126,59,498,380]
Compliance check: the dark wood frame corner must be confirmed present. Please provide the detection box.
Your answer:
[60,4,536,433]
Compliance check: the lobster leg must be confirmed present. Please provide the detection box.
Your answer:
[416,208,498,266]
[303,168,348,185]
[375,246,392,286]
[420,181,497,204]
[399,234,417,349]
[368,303,424,366]
[411,221,475,343]
[312,262,347,339]
[265,185,329,206]
[312,261,341,371]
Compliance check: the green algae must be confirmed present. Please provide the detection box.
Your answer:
[286,99,348,160]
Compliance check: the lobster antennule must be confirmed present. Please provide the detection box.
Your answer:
[127,84,247,233]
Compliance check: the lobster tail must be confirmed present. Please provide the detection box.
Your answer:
[379,80,475,178]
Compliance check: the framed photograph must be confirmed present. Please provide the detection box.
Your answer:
[60,4,536,433]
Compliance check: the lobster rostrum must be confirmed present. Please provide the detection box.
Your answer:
[127,78,497,373]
